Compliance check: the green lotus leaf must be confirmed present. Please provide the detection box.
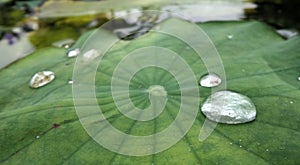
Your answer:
[0,18,299,164]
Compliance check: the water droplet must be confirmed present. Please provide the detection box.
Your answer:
[239,139,242,142]
[239,145,242,148]
[64,45,70,49]
[290,101,294,104]
[227,34,233,40]
[298,77,300,81]
[36,136,40,139]
[229,142,233,145]
[29,71,55,88]
[266,149,269,152]
[199,73,222,87]
[67,48,80,57]
[201,91,256,124]
[83,49,101,62]
[68,80,73,85]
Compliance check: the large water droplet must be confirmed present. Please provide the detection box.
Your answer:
[29,71,55,88]
[201,91,256,124]
[200,73,222,87]
[67,48,80,58]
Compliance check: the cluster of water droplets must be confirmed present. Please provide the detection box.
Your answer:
[199,73,257,124]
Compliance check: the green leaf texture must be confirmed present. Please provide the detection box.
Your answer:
[0,19,299,164]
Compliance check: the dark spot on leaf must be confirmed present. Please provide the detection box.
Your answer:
[53,123,60,128]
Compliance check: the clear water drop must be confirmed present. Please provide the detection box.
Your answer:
[68,80,73,85]
[298,77,300,81]
[229,142,233,145]
[227,34,233,40]
[266,149,269,152]
[29,71,55,88]
[239,145,242,148]
[64,45,70,49]
[201,91,256,124]
[67,48,80,57]
[83,49,101,62]
[199,73,222,87]
[290,101,294,104]
[36,136,40,139]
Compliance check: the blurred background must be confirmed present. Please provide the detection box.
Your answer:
[0,0,299,68]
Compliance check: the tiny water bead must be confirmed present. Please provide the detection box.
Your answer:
[67,48,80,58]
[227,34,233,40]
[199,73,222,87]
[298,77,300,81]
[201,91,256,124]
[68,80,73,85]
[29,71,55,88]
[36,136,40,139]
[83,49,101,62]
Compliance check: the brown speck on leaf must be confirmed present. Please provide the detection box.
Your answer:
[53,123,60,128]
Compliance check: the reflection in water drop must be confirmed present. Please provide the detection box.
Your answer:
[67,48,80,58]
[201,91,256,124]
[36,136,40,139]
[68,80,73,85]
[29,71,55,88]
[200,73,222,87]
[298,77,300,81]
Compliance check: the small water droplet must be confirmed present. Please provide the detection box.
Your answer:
[290,101,294,104]
[201,91,256,124]
[229,142,233,145]
[67,48,80,57]
[298,77,300,81]
[29,71,55,88]
[68,80,73,85]
[64,45,70,49]
[239,139,242,142]
[83,49,101,62]
[36,136,40,139]
[227,34,233,40]
[199,73,222,87]
[266,149,269,152]
[239,145,242,148]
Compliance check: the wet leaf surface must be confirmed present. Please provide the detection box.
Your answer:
[0,19,299,164]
